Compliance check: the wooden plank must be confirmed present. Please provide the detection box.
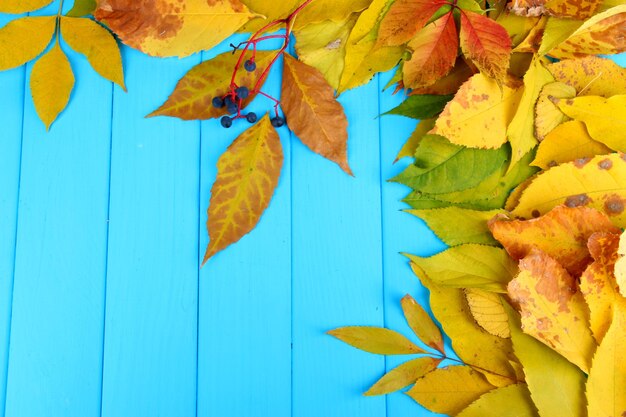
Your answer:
[197,42,292,417]
[0,13,25,417]
[100,49,200,417]
[291,78,386,417]
[3,7,114,416]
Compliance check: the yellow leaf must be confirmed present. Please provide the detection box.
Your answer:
[465,289,510,338]
[456,384,538,417]
[407,245,519,292]
[557,95,626,153]
[0,0,52,13]
[544,0,602,18]
[538,17,582,55]
[400,294,444,353]
[507,58,554,168]
[550,5,626,58]
[365,357,441,396]
[489,205,620,276]
[94,0,256,57]
[293,0,372,29]
[586,299,626,417]
[548,56,626,97]
[293,15,358,90]
[60,17,125,89]
[395,118,436,161]
[581,231,622,343]
[432,73,523,149]
[149,51,273,120]
[406,366,496,415]
[238,0,299,32]
[281,55,351,174]
[30,43,75,130]
[412,273,519,386]
[202,115,282,262]
[508,305,587,417]
[616,231,626,297]
[533,121,612,169]
[512,153,626,228]
[508,249,596,372]
[534,81,576,141]
[328,326,426,355]
[0,16,56,71]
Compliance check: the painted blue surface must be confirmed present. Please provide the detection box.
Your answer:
[0,19,445,417]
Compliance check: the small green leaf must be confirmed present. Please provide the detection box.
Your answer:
[66,0,96,16]
[383,94,453,119]
[328,326,426,355]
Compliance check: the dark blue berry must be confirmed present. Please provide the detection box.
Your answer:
[224,96,235,107]
[212,96,224,108]
[244,59,256,72]
[246,112,257,123]
[235,86,249,99]
[220,116,232,128]
[271,116,285,127]
[226,103,238,114]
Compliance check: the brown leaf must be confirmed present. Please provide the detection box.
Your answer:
[202,115,283,263]
[376,0,447,47]
[489,205,620,276]
[281,54,351,175]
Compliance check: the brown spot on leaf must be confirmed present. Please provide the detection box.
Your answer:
[531,209,541,218]
[565,194,591,208]
[598,158,613,170]
[604,195,625,215]
[573,156,592,168]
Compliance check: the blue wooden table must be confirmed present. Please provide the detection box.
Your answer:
[0,11,447,417]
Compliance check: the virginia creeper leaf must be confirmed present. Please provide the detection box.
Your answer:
[376,0,447,46]
[383,95,453,119]
[489,205,620,276]
[328,326,426,355]
[0,0,53,13]
[534,81,576,141]
[148,51,273,120]
[465,288,511,338]
[408,57,475,96]
[432,73,523,149]
[281,54,352,175]
[456,384,538,417]
[400,294,444,353]
[365,357,442,396]
[407,207,503,246]
[548,56,626,97]
[586,299,626,417]
[406,366,497,415]
[60,17,125,89]
[94,0,256,57]
[30,43,75,130]
[511,153,626,228]
[402,12,458,89]
[0,16,56,71]
[459,11,512,83]
[202,115,283,263]
[532,121,612,170]
[508,249,596,372]
[557,95,626,152]
[407,245,518,292]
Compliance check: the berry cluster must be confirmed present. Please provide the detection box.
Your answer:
[213,0,314,128]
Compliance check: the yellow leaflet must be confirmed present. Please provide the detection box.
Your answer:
[0,16,56,71]
[401,294,444,353]
[465,289,510,338]
[456,384,538,417]
[532,121,612,169]
[433,73,523,149]
[557,95,626,153]
[365,357,441,396]
[548,56,626,97]
[0,0,52,14]
[512,153,626,228]
[327,326,426,354]
[203,115,283,262]
[30,43,75,130]
[95,0,256,58]
[534,81,576,141]
[507,58,554,170]
[238,0,299,32]
[60,17,125,89]
[586,299,626,417]
[293,0,372,29]
[407,366,496,415]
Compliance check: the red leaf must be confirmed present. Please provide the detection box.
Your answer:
[459,11,511,82]
[377,0,446,46]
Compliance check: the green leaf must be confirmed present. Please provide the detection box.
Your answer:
[365,357,441,396]
[383,94,453,119]
[391,135,508,194]
[66,0,96,16]
[406,244,518,292]
[408,207,503,246]
[328,326,426,355]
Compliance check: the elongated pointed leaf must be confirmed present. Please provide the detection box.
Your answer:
[383,95,452,119]
[365,357,441,396]
[456,384,538,417]
[401,295,444,353]
[377,0,447,46]
[328,326,426,355]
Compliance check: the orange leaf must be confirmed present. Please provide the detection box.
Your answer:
[281,55,351,175]
[508,249,596,372]
[459,11,511,82]
[202,115,283,263]
[149,51,273,120]
[377,0,447,46]
[403,12,458,89]
[489,205,620,276]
